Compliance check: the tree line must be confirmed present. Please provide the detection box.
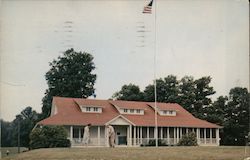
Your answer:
[1,49,249,147]
[112,76,249,145]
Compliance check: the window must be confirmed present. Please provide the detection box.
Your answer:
[169,111,173,115]
[124,109,128,113]
[86,107,91,111]
[136,109,140,113]
[93,107,98,111]
[130,109,134,113]
[163,110,167,114]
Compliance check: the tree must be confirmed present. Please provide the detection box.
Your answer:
[192,76,216,119]
[143,75,180,103]
[41,48,97,118]
[179,76,196,113]
[221,87,249,145]
[205,96,228,125]
[1,119,12,147]
[112,84,144,101]
[29,126,70,149]
[1,107,38,148]
[11,107,38,147]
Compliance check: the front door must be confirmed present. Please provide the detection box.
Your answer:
[114,126,127,145]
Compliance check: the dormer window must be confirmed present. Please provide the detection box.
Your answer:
[119,108,144,115]
[159,110,176,116]
[80,106,103,113]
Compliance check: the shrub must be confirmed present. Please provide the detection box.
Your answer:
[29,126,70,149]
[144,139,167,146]
[178,132,198,146]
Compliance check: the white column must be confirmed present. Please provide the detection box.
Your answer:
[98,126,100,146]
[129,125,132,146]
[180,128,182,139]
[137,126,140,145]
[204,128,207,145]
[105,126,109,147]
[147,127,149,143]
[70,126,73,142]
[216,128,220,146]
[78,127,81,142]
[186,128,188,134]
[197,128,200,145]
[177,127,179,143]
[192,128,195,132]
[167,127,170,144]
[160,127,163,140]
[210,128,212,144]
[127,126,129,146]
[133,126,136,146]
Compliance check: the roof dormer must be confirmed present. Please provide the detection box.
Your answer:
[147,103,178,116]
[119,108,144,115]
[80,105,103,113]
[109,101,145,115]
[159,110,177,116]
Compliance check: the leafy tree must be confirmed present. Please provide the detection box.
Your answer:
[192,76,216,119]
[205,96,228,125]
[1,119,12,147]
[143,75,180,103]
[29,126,70,149]
[41,48,97,118]
[11,107,38,147]
[112,84,144,101]
[179,76,196,113]
[1,107,38,148]
[221,87,249,145]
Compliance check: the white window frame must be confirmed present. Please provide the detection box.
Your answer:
[136,109,140,113]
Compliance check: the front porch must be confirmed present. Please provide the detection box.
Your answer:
[65,125,220,147]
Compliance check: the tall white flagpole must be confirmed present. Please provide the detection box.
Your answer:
[154,0,158,147]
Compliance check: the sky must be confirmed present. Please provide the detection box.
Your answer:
[0,0,249,121]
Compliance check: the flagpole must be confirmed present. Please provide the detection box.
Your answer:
[154,0,158,147]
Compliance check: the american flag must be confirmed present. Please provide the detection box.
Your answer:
[143,0,154,14]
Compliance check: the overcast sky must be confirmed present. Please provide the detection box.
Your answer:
[0,0,249,121]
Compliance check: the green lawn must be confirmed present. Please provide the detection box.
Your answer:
[2,146,250,160]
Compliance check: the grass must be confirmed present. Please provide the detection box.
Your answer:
[1,146,250,160]
[1,147,28,158]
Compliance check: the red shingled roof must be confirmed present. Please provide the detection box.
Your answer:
[38,97,221,128]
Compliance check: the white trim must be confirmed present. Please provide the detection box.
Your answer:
[105,115,135,126]
[50,100,57,116]
[112,104,122,114]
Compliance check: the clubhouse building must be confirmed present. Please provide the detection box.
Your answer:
[38,97,222,147]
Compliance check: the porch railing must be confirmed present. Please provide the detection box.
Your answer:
[71,137,218,146]
[71,138,106,146]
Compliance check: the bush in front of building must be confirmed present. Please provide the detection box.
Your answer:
[143,139,168,146]
[29,126,71,149]
[177,132,198,146]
